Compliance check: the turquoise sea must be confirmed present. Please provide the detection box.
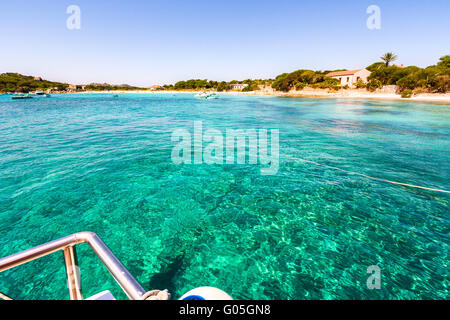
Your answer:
[0,93,448,300]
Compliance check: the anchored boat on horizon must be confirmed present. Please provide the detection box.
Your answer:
[11,94,33,100]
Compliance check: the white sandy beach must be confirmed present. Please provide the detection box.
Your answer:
[260,88,450,103]
[81,88,450,104]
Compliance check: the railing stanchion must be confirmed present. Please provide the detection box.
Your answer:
[63,246,83,300]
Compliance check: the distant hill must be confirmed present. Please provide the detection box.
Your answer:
[0,73,147,93]
[0,73,68,93]
[85,83,145,91]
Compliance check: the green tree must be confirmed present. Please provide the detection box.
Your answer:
[437,55,450,69]
[381,52,398,67]
[366,79,383,91]
[355,79,366,89]
[216,82,228,92]
[400,89,413,98]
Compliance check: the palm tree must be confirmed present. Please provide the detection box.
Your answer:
[381,52,398,67]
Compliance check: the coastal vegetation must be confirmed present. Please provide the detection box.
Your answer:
[84,83,145,91]
[271,70,343,92]
[366,79,383,92]
[0,73,146,93]
[163,79,265,92]
[0,73,68,93]
[400,89,413,98]
[366,55,450,93]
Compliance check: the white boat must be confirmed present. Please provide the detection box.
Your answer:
[194,91,209,98]
[195,92,218,99]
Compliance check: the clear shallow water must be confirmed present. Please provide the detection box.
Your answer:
[0,93,448,300]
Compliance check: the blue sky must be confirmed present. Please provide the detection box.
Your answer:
[1,0,449,86]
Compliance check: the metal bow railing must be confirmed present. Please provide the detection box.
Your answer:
[0,232,147,300]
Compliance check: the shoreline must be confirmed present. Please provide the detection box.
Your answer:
[262,90,450,104]
[63,89,450,104]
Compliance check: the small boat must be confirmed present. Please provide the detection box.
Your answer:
[35,90,45,96]
[195,92,218,99]
[194,91,208,98]
[11,94,33,100]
